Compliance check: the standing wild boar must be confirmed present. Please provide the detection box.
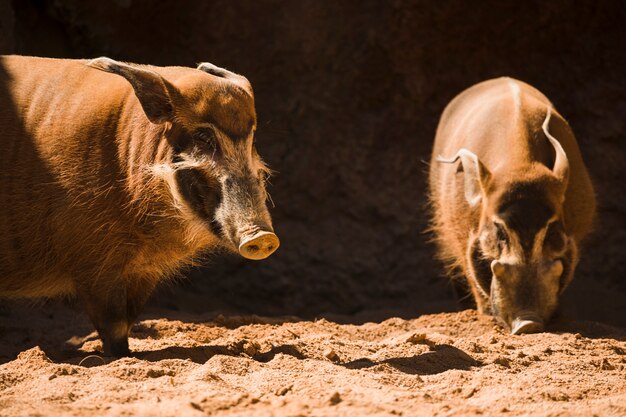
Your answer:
[429,77,595,334]
[0,55,279,356]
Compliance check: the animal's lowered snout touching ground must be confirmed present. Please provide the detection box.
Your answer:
[429,77,595,334]
[0,55,279,356]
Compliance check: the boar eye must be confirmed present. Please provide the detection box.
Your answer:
[192,128,221,156]
[545,222,565,252]
[494,223,508,245]
[194,128,217,144]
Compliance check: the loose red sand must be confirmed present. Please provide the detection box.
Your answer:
[1,305,625,416]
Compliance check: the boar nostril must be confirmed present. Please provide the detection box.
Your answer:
[238,231,280,260]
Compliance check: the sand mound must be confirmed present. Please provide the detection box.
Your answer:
[1,306,625,416]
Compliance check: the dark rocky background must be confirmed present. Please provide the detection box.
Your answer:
[1,0,624,326]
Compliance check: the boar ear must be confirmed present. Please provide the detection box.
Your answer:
[88,57,174,124]
[437,149,491,207]
[542,108,570,196]
[197,62,237,79]
[197,62,253,95]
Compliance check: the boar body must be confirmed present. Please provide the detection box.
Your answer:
[429,77,595,334]
[0,55,279,355]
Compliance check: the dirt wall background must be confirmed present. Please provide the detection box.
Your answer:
[1,0,624,326]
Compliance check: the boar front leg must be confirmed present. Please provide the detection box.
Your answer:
[125,278,158,328]
[77,282,131,357]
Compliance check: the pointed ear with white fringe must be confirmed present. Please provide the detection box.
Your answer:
[87,57,174,124]
[197,62,253,95]
[437,149,491,207]
[542,108,570,195]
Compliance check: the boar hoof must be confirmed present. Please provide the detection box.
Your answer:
[239,231,280,260]
[511,315,544,335]
[103,338,131,357]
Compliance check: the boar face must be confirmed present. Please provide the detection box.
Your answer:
[166,118,278,260]
[471,180,575,334]
[166,69,279,260]
[87,58,279,260]
[436,110,573,334]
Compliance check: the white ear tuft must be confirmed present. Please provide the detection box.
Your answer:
[437,148,490,207]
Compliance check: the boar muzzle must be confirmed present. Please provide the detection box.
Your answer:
[510,312,544,335]
[238,230,280,260]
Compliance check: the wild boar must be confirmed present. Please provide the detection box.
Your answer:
[429,77,595,334]
[0,55,279,356]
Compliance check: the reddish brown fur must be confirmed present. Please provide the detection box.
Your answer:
[429,77,595,330]
[0,55,275,355]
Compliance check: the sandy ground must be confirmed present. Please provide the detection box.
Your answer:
[0,304,625,417]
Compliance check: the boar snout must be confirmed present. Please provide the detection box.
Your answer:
[510,312,544,335]
[215,172,278,260]
[238,229,279,260]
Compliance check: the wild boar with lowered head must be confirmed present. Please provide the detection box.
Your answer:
[0,55,279,356]
[429,77,595,334]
